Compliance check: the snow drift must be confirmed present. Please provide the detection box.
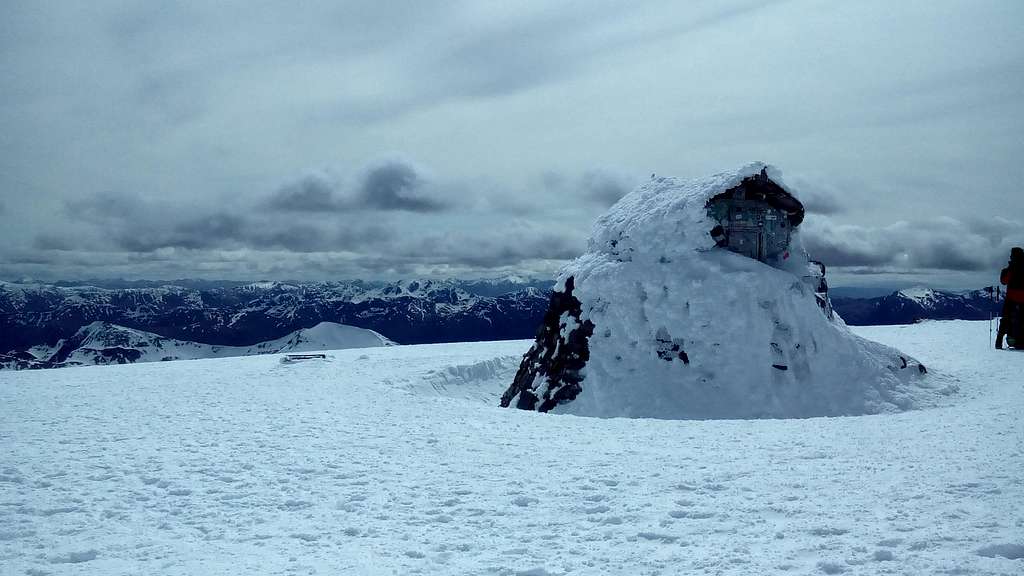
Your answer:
[502,163,946,419]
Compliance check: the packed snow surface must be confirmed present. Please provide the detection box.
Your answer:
[522,163,936,418]
[1,320,1021,575]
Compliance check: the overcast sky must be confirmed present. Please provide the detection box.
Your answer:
[2,0,1022,289]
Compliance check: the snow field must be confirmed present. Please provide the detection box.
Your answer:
[0,321,1022,575]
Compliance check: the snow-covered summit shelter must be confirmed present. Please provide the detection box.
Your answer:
[706,167,832,317]
[707,167,804,265]
[502,162,945,420]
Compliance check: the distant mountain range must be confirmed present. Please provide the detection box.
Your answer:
[0,321,394,370]
[0,279,551,369]
[0,278,1005,371]
[831,287,1002,325]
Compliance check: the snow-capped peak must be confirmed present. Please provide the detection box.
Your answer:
[898,286,939,305]
[11,321,396,370]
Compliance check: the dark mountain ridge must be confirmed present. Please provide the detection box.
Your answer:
[0,279,552,354]
[832,286,1002,326]
[1,280,1005,362]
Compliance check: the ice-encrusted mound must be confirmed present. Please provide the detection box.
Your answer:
[502,162,946,419]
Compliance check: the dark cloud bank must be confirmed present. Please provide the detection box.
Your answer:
[18,158,601,281]
[802,216,1023,277]
[15,156,1021,289]
[267,161,447,214]
[3,2,1023,286]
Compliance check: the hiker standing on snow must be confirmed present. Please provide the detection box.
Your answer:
[996,247,1024,349]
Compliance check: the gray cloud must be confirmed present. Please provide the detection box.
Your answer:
[266,161,448,214]
[432,1,787,102]
[336,225,392,250]
[17,217,580,281]
[801,228,893,267]
[40,157,468,260]
[964,217,1023,247]
[30,158,1021,282]
[401,230,584,269]
[783,175,847,215]
[533,168,639,209]
[798,187,844,216]
[267,174,344,212]
[802,216,1023,271]
[49,191,391,255]
[33,234,76,251]
[306,1,787,125]
[249,226,331,253]
[357,160,446,212]
[434,11,583,99]
[171,213,247,248]
[5,1,1024,283]
[65,192,146,224]
[580,170,637,206]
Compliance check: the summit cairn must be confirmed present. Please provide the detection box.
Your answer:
[501,163,946,419]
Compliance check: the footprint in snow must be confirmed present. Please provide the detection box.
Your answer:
[49,550,98,564]
[808,527,848,537]
[512,496,538,507]
[637,532,679,543]
[872,550,895,561]
[280,499,312,510]
[976,543,1024,559]
[816,561,846,574]
[514,568,553,576]
[668,509,714,519]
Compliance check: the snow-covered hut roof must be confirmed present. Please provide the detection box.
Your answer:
[587,162,801,263]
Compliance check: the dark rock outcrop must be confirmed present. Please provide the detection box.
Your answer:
[500,276,595,412]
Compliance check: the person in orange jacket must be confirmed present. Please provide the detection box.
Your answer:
[996,247,1024,349]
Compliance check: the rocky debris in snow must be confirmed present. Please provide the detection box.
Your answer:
[654,326,690,364]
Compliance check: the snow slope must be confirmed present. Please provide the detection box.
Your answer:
[897,286,941,306]
[235,322,396,355]
[1,321,1021,575]
[8,321,394,369]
